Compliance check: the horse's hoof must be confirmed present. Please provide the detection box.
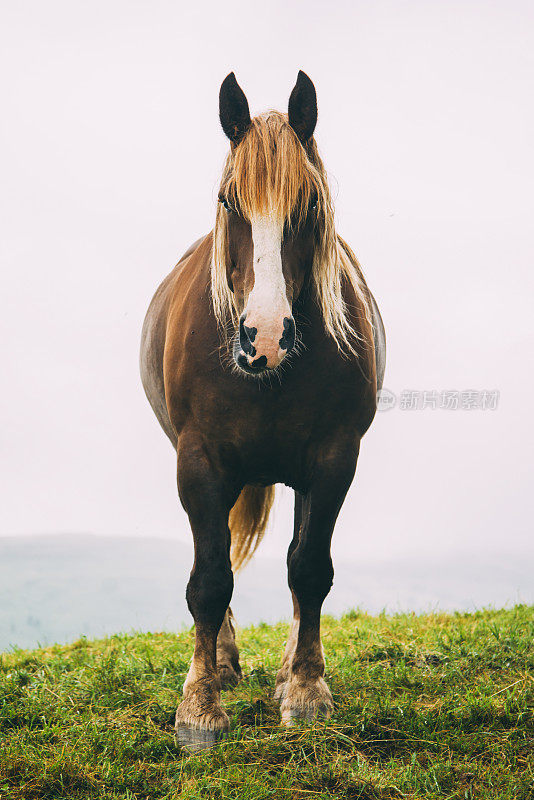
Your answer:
[279,677,333,726]
[175,697,229,753]
[280,702,332,726]
[175,723,226,752]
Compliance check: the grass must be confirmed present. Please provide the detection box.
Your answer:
[0,606,532,799]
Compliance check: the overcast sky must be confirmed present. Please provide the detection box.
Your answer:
[1,0,533,566]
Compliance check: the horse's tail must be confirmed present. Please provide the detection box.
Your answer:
[229,485,275,571]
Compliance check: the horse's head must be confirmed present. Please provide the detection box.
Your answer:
[214,72,322,377]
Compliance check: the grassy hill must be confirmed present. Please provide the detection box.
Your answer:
[1,607,532,799]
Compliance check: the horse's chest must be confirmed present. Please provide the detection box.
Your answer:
[190,371,370,488]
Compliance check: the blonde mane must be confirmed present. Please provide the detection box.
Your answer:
[211,110,371,354]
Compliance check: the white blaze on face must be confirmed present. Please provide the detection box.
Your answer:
[243,212,292,368]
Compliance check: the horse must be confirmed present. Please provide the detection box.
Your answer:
[140,71,386,751]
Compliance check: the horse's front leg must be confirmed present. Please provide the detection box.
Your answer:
[279,438,360,725]
[174,434,239,751]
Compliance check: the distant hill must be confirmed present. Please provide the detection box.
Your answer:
[0,534,532,652]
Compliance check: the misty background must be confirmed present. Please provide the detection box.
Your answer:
[1,1,532,650]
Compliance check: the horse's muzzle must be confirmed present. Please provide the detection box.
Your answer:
[234,313,296,375]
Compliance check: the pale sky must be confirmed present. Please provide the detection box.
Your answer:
[1,0,533,564]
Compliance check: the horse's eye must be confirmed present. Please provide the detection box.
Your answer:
[218,194,234,213]
[309,193,318,212]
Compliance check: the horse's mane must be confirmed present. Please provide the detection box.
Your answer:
[211,110,371,354]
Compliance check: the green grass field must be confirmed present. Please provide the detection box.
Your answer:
[1,606,532,799]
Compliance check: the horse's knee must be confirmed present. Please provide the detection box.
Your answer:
[288,548,333,607]
[186,558,233,628]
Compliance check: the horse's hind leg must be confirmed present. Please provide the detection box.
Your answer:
[274,492,303,701]
[217,608,242,689]
[279,437,360,725]
[174,434,238,751]
[273,591,299,701]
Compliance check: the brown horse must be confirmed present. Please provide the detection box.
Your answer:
[140,71,385,750]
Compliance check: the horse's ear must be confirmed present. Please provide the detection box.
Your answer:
[288,70,317,144]
[219,72,251,145]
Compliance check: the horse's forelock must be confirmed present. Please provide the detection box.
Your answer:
[222,112,321,225]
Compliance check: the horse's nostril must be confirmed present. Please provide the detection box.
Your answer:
[279,316,296,353]
[239,316,257,357]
